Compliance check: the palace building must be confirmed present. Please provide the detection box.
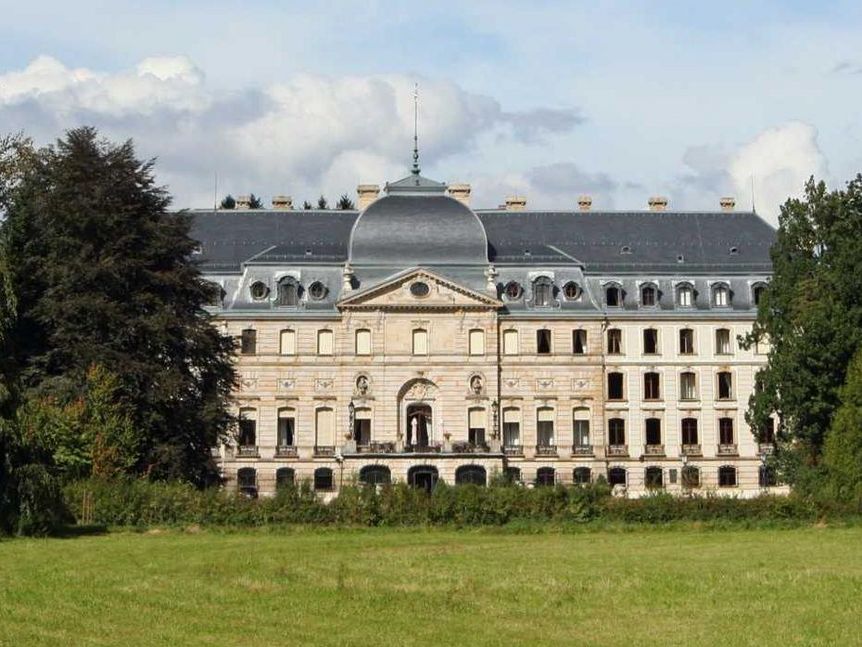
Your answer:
[191,164,777,498]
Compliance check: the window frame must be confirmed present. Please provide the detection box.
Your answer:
[640,283,658,307]
[644,371,661,400]
[572,329,587,354]
[680,371,698,401]
[607,372,625,401]
[536,329,552,355]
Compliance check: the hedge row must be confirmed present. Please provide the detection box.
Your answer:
[61,478,846,528]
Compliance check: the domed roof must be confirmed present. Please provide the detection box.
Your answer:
[348,175,489,267]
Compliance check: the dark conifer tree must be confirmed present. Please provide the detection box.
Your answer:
[336,194,355,210]
[219,194,236,209]
[248,194,264,209]
[317,195,328,209]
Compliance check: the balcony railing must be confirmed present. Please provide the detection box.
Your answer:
[681,444,702,456]
[717,443,738,456]
[758,442,775,455]
[606,444,629,457]
[236,445,259,458]
[404,444,441,454]
[355,441,396,454]
[503,445,524,456]
[572,444,594,456]
[314,445,336,457]
[452,441,490,454]
[643,444,665,456]
[275,445,298,458]
[535,444,558,457]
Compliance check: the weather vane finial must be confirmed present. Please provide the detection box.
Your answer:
[412,82,420,176]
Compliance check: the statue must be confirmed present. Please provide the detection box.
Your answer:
[470,375,483,395]
[356,375,369,396]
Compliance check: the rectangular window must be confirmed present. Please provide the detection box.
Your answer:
[238,415,257,447]
[644,372,661,400]
[315,408,335,447]
[468,408,486,445]
[680,372,697,400]
[681,418,699,445]
[717,371,733,400]
[412,329,428,355]
[279,329,296,355]
[645,418,662,446]
[502,329,519,355]
[608,372,625,400]
[317,330,333,355]
[277,410,295,446]
[468,329,485,356]
[607,328,622,354]
[679,329,694,355]
[537,329,552,355]
[572,329,587,354]
[503,409,520,446]
[643,329,658,354]
[719,418,734,445]
[240,329,257,355]
[354,408,371,446]
[355,329,371,355]
[715,328,731,355]
[573,410,590,447]
[537,408,555,446]
[608,418,625,446]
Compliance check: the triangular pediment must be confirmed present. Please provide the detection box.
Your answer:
[337,267,502,310]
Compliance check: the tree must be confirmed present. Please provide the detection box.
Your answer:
[337,193,355,210]
[822,348,862,502]
[743,176,862,482]
[302,200,313,210]
[317,195,328,209]
[1,127,236,485]
[248,194,264,209]
[219,194,236,209]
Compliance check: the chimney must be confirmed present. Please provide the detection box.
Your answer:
[357,184,380,210]
[448,183,471,206]
[505,195,527,211]
[271,195,293,210]
[720,196,736,212]
[648,196,669,212]
[236,195,251,210]
[577,195,593,212]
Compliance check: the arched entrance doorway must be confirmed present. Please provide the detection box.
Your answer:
[406,403,432,449]
[408,465,439,493]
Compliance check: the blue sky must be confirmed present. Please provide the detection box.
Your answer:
[2,0,861,222]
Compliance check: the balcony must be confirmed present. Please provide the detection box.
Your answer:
[314,445,336,457]
[606,444,629,457]
[758,442,775,455]
[572,444,594,456]
[503,445,524,456]
[452,441,490,454]
[236,445,259,458]
[717,443,738,456]
[403,444,441,454]
[681,444,702,456]
[355,441,396,454]
[535,444,558,457]
[643,444,665,457]
[275,445,298,458]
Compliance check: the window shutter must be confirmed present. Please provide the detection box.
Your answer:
[280,330,296,355]
[355,408,371,420]
[468,408,486,429]
[412,329,428,355]
[503,330,519,355]
[468,329,485,355]
[315,408,334,445]
[503,408,520,424]
[537,407,554,422]
[317,330,333,355]
[356,329,371,355]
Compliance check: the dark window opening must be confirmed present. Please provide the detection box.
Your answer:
[563,282,581,300]
[643,328,658,354]
[762,418,776,444]
[608,372,624,400]
[718,466,737,487]
[606,285,621,307]
[753,284,766,306]
[314,468,334,491]
[536,467,556,487]
[276,468,295,490]
[354,418,371,446]
[237,468,257,498]
[240,329,257,355]
[533,279,553,306]
[573,467,592,485]
[455,465,487,486]
[717,371,733,400]
[682,466,700,488]
[645,467,663,489]
[408,466,439,493]
[277,280,299,307]
[679,329,694,354]
[504,467,521,484]
[277,416,295,447]
[645,418,662,446]
[759,465,777,487]
[681,418,699,445]
[644,372,661,400]
[641,285,657,306]
[608,467,626,486]
[504,281,523,300]
[573,329,587,354]
[238,418,256,447]
[537,329,552,354]
[360,465,391,486]
[308,281,327,300]
[608,418,626,446]
[719,418,734,445]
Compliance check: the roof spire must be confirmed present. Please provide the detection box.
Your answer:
[411,83,420,176]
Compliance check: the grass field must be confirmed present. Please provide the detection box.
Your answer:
[1,526,861,646]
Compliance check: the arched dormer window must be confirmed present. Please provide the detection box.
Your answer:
[276,277,300,307]
[712,283,731,307]
[676,283,694,308]
[640,283,658,307]
[605,283,623,307]
[532,277,554,307]
[752,282,767,307]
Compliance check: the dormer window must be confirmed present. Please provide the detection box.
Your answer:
[532,277,553,307]
[752,283,766,307]
[563,281,581,301]
[641,284,657,307]
[605,284,622,307]
[712,284,730,307]
[277,278,300,307]
[308,281,327,301]
[677,284,694,307]
[504,281,523,301]
[250,281,269,301]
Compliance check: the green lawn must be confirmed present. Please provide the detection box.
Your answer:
[1,526,860,646]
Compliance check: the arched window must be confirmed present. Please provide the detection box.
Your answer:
[536,407,555,447]
[468,329,485,355]
[317,329,334,355]
[502,408,521,448]
[412,328,428,355]
[355,328,371,355]
[645,466,664,489]
[719,417,735,446]
[608,467,627,487]
[238,408,257,449]
[681,418,699,446]
[712,283,730,307]
[605,284,622,307]
[717,371,733,400]
[408,465,439,492]
[677,283,694,307]
[718,466,737,488]
[532,277,554,307]
[573,407,590,450]
[360,465,391,486]
[237,467,257,498]
[682,466,700,488]
[455,465,487,486]
[279,329,296,355]
[276,278,299,306]
[505,467,522,484]
[641,283,657,307]
[277,408,295,448]
[608,418,626,447]
[314,407,335,452]
[240,329,257,355]
[644,372,661,400]
[752,283,766,307]
[573,467,592,485]
[679,328,695,354]
[314,468,334,491]
[645,417,662,447]
[502,329,519,355]
[572,329,587,354]
[680,371,697,400]
[643,328,658,354]
[275,467,295,490]
[536,467,556,487]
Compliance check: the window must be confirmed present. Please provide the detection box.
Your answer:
[643,328,658,354]
[644,372,661,400]
[572,329,587,354]
[308,281,327,301]
[468,408,486,446]
[717,371,733,400]
[641,284,657,307]
[238,408,257,447]
[608,467,626,486]
[275,468,295,490]
[533,278,553,306]
[645,418,662,446]
[677,284,693,307]
[573,467,591,485]
[277,408,295,447]
[607,328,622,354]
[504,281,523,300]
[412,328,428,355]
[718,466,737,488]
[537,329,552,354]
[563,281,581,300]
[681,418,699,445]
[503,408,520,447]
[314,468,334,491]
[536,467,556,487]
[537,407,555,446]
[608,372,625,400]
[455,465,487,486]
[712,284,730,307]
[360,465,391,486]
[762,418,776,444]
[715,328,731,355]
[276,279,299,306]
[680,372,697,400]
[719,417,734,445]
[504,467,522,484]
[753,284,766,306]
[279,329,296,355]
[317,330,333,355]
[250,281,268,301]
[315,407,335,449]
[355,329,371,355]
[608,418,626,446]
[645,467,663,489]
[237,468,257,497]
[354,408,371,446]
[573,408,590,448]
[679,328,695,355]
[606,285,622,307]
[468,329,485,355]
[410,281,430,297]
[682,466,700,488]
[240,329,257,355]
[759,465,777,487]
[502,329,519,355]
